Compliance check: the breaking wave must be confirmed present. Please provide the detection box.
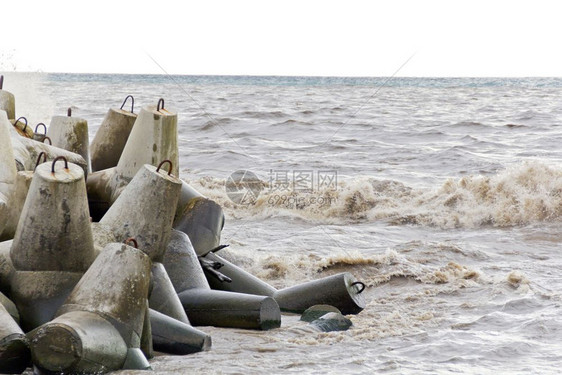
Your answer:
[188,161,562,229]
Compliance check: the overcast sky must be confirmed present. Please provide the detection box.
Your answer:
[2,0,562,77]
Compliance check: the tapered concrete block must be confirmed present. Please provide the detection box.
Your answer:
[0,241,14,294]
[149,262,190,324]
[0,291,19,324]
[178,289,281,330]
[10,159,96,272]
[100,164,182,262]
[29,310,128,374]
[10,271,84,331]
[56,242,151,349]
[162,229,210,293]
[203,252,277,296]
[150,309,211,355]
[0,76,15,120]
[273,272,366,315]
[0,111,17,239]
[0,301,30,374]
[116,102,178,179]
[91,98,137,172]
[47,112,91,172]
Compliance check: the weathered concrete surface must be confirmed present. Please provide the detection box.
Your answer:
[149,262,190,324]
[203,252,277,296]
[10,271,84,331]
[150,309,211,355]
[0,291,19,323]
[116,104,178,179]
[162,229,210,293]
[10,161,96,272]
[0,81,15,120]
[91,107,137,172]
[0,241,14,294]
[0,112,17,240]
[174,196,225,256]
[0,301,30,374]
[122,348,151,370]
[11,118,34,138]
[29,310,128,374]
[9,124,88,175]
[47,114,91,172]
[56,243,151,349]
[178,289,281,330]
[273,272,366,315]
[99,164,182,262]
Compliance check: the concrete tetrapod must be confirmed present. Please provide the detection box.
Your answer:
[0,76,15,120]
[90,95,137,172]
[149,309,211,355]
[86,100,181,220]
[162,230,281,330]
[9,158,97,331]
[47,109,91,173]
[149,262,190,324]
[0,111,18,239]
[99,162,182,262]
[202,253,366,315]
[0,301,30,374]
[29,242,152,373]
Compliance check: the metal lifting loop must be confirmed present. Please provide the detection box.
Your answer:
[43,136,52,145]
[124,237,138,248]
[120,95,135,113]
[156,159,173,176]
[67,108,72,117]
[0,75,3,90]
[14,117,28,132]
[156,98,165,112]
[351,281,366,294]
[35,152,47,170]
[51,156,69,173]
[35,123,47,135]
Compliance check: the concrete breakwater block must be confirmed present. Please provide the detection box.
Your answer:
[29,242,152,373]
[47,109,91,172]
[0,301,30,374]
[150,309,211,355]
[309,312,353,332]
[178,288,281,330]
[99,162,182,262]
[300,305,342,322]
[149,262,190,325]
[0,75,15,120]
[90,96,137,172]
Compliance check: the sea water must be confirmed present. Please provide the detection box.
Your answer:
[6,72,562,374]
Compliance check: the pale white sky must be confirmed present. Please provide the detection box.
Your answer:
[2,0,562,76]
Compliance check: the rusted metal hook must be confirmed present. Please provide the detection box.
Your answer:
[51,156,68,173]
[156,98,164,112]
[35,152,47,171]
[14,117,28,132]
[34,123,47,135]
[120,95,135,113]
[67,108,72,117]
[156,159,173,176]
[124,237,139,248]
[0,75,3,90]
[42,136,52,145]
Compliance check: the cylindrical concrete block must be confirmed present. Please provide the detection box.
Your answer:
[0,77,16,120]
[29,310,128,374]
[56,242,151,348]
[0,241,14,295]
[100,164,182,262]
[150,309,211,355]
[10,271,84,331]
[116,103,178,179]
[203,252,277,296]
[0,302,30,374]
[91,106,137,172]
[149,262,190,324]
[122,348,151,370]
[174,196,225,256]
[47,114,91,172]
[162,229,210,293]
[273,272,366,315]
[178,289,281,330]
[10,160,96,272]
